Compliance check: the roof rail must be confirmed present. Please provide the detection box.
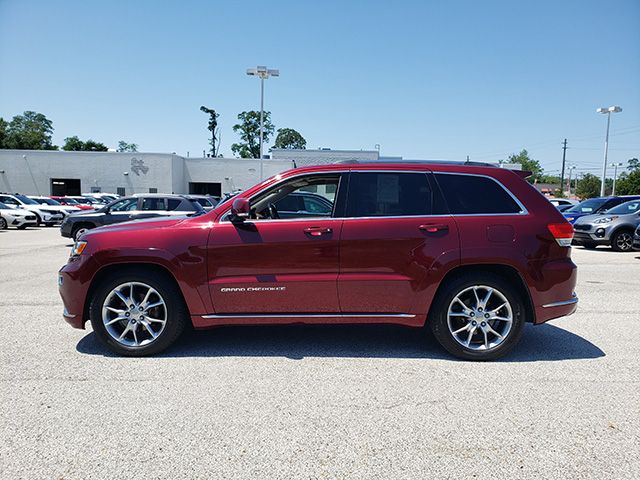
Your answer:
[335,159,499,167]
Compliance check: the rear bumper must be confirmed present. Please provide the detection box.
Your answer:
[529,257,578,324]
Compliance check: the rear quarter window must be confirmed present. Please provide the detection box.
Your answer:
[434,174,523,215]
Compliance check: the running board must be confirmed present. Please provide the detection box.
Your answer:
[201,313,416,319]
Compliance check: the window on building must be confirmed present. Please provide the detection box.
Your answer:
[149,188,158,194]
[434,174,522,215]
[346,172,432,217]
[116,187,126,196]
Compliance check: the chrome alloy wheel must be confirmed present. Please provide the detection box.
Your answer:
[447,285,513,351]
[615,232,633,251]
[101,282,167,348]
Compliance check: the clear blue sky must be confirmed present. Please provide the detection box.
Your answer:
[1,0,638,177]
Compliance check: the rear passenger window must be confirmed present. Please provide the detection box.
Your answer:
[141,198,167,210]
[347,172,432,217]
[435,174,522,214]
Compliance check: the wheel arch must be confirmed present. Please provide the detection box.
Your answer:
[83,262,190,325]
[429,263,536,323]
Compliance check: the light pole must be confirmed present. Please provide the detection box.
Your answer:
[567,165,576,196]
[612,162,623,195]
[246,65,279,180]
[596,106,622,197]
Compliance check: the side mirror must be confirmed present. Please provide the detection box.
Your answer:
[230,197,250,223]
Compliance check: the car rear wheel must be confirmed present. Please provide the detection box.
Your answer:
[429,273,526,361]
[89,270,188,356]
[611,230,634,252]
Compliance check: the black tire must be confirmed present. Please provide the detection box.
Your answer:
[72,224,93,241]
[89,269,189,356]
[45,222,57,227]
[16,225,28,230]
[0,217,7,229]
[34,213,43,226]
[611,229,634,252]
[429,272,526,361]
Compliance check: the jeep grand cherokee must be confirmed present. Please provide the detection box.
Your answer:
[58,161,578,360]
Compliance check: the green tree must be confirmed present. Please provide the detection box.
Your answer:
[615,170,640,195]
[117,140,138,152]
[504,149,543,183]
[231,111,274,158]
[62,136,108,151]
[627,157,639,172]
[0,118,7,148]
[4,111,57,150]
[200,106,220,156]
[273,128,306,150]
[576,173,601,199]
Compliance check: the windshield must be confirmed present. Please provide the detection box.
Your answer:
[565,198,607,214]
[606,200,640,215]
[14,194,39,205]
[37,198,62,206]
[75,197,99,204]
[61,197,80,204]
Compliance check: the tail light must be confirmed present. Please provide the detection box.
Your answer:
[547,222,574,247]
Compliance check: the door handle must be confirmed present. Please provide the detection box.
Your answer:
[304,226,333,236]
[419,223,449,233]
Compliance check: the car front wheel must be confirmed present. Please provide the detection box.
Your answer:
[89,270,188,356]
[611,230,634,252]
[429,273,526,361]
[0,217,7,229]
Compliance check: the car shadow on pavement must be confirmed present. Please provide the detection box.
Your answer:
[76,323,604,362]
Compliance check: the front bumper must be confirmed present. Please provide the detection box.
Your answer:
[11,215,37,227]
[40,212,64,223]
[633,232,640,250]
[59,219,74,238]
[58,254,101,329]
[572,223,613,245]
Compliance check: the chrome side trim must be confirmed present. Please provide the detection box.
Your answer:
[201,313,416,319]
[542,294,578,308]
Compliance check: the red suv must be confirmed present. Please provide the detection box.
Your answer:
[59,162,578,360]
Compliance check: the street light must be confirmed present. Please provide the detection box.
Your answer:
[596,105,622,196]
[567,165,576,196]
[246,65,279,180]
[612,162,624,195]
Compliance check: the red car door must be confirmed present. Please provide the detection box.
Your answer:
[338,171,459,316]
[207,173,345,315]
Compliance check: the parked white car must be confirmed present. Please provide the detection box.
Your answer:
[0,202,38,229]
[0,194,65,226]
[29,196,81,217]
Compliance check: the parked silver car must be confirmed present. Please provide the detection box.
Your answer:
[573,199,640,251]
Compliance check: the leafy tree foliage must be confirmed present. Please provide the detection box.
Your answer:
[231,111,274,158]
[273,128,306,150]
[62,136,108,151]
[117,140,138,152]
[615,170,640,195]
[576,173,601,199]
[627,158,639,172]
[200,106,220,156]
[0,118,7,148]
[2,111,57,150]
[505,149,543,183]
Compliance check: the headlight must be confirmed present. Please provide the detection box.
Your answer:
[70,240,88,256]
[594,216,617,224]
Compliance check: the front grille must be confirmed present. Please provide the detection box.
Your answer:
[573,224,591,232]
[26,215,36,220]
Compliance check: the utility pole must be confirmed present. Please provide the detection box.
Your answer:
[560,139,568,194]
[612,162,623,195]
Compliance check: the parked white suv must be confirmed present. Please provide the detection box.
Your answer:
[0,194,65,226]
[0,202,38,229]
[29,196,81,217]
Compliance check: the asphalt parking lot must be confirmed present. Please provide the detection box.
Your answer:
[1,227,639,479]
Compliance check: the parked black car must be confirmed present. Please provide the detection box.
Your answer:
[60,194,204,240]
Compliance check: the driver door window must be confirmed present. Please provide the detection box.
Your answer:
[249,174,341,220]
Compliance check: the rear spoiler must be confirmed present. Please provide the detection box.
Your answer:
[512,169,532,179]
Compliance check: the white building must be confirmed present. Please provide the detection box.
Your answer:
[0,148,386,197]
